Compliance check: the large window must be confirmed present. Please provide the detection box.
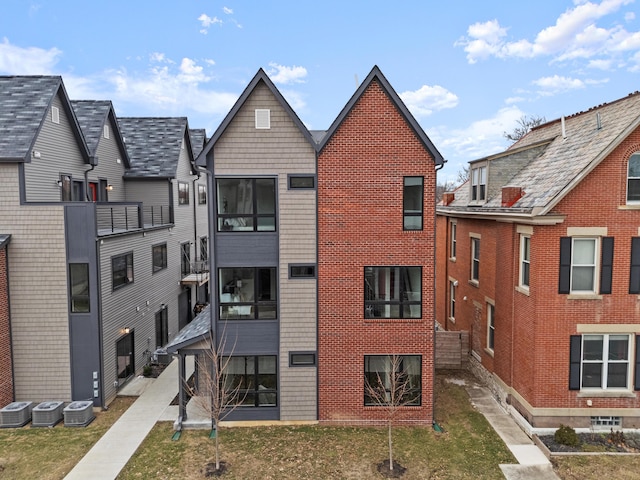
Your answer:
[520,235,530,289]
[155,308,168,349]
[560,236,613,295]
[471,237,480,283]
[571,334,631,391]
[403,177,423,230]
[364,266,421,319]
[222,356,277,407]
[112,252,133,290]
[471,165,487,202]
[364,355,421,406]
[69,263,90,313]
[217,178,276,232]
[178,182,190,205]
[219,267,277,319]
[627,152,640,203]
[571,238,597,293]
[152,243,167,273]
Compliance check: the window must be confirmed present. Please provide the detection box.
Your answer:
[559,236,613,295]
[520,235,530,288]
[219,267,277,319]
[450,222,457,259]
[155,308,168,348]
[571,238,596,292]
[288,175,315,189]
[289,352,316,367]
[289,264,316,278]
[255,109,271,129]
[112,252,133,290]
[103,125,110,139]
[116,332,134,381]
[630,237,640,294]
[364,355,421,406]
[471,237,480,283]
[178,182,190,205]
[217,178,276,232]
[152,243,167,273]
[51,106,60,124]
[364,266,421,319]
[570,334,631,390]
[99,179,108,202]
[198,184,207,204]
[69,263,90,313]
[449,280,456,322]
[60,175,84,202]
[591,416,621,428]
[471,165,487,202]
[487,303,495,351]
[200,237,208,263]
[627,152,640,203]
[222,356,277,406]
[181,242,191,277]
[403,177,423,230]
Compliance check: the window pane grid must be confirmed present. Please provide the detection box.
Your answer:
[581,334,630,390]
[364,266,421,319]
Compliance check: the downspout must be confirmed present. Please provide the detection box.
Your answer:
[84,158,96,201]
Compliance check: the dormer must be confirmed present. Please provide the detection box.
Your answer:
[468,161,487,205]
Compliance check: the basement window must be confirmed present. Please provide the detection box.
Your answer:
[590,416,621,429]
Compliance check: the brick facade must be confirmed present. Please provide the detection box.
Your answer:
[317,79,437,425]
[0,242,13,408]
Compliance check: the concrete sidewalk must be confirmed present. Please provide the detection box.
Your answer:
[64,358,190,480]
[462,381,560,480]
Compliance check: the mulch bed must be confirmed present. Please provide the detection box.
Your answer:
[538,432,640,453]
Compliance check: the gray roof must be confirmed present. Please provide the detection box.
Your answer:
[0,234,11,249]
[189,129,206,159]
[0,76,63,161]
[440,91,640,217]
[118,117,191,178]
[165,305,211,353]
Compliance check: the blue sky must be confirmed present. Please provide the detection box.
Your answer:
[1,0,639,183]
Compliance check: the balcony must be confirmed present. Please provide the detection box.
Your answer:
[181,258,209,286]
[96,203,172,236]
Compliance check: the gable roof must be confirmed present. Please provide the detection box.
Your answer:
[439,91,640,218]
[189,128,207,160]
[318,66,445,167]
[0,76,90,163]
[195,68,317,166]
[71,100,131,168]
[117,117,193,178]
[165,305,211,353]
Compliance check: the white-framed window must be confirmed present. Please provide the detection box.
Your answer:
[450,222,457,259]
[627,152,640,203]
[471,236,480,283]
[449,280,456,322]
[520,235,530,289]
[487,303,495,351]
[571,238,597,293]
[471,165,487,202]
[581,334,631,390]
[255,109,271,129]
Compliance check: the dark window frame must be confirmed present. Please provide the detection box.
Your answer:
[289,351,317,367]
[181,242,191,277]
[69,263,90,313]
[222,355,277,407]
[152,243,168,273]
[364,355,422,406]
[112,251,134,291]
[178,181,190,205]
[198,184,207,204]
[364,266,422,319]
[155,308,168,349]
[216,177,276,232]
[403,176,424,231]
[219,267,278,320]
[289,263,316,279]
[287,174,316,190]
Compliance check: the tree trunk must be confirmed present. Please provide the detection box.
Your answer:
[215,419,220,471]
[388,419,394,470]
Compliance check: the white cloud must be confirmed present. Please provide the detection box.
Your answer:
[198,13,222,34]
[223,7,233,15]
[267,63,307,84]
[0,37,62,74]
[588,58,613,69]
[150,52,174,64]
[532,75,586,95]
[400,85,458,118]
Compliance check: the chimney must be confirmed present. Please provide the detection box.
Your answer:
[502,186,524,207]
[442,192,455,206]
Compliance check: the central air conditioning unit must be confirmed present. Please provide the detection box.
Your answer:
[153,348,173,365]
[32,401,64,427]
[0,401,33,428]
[63,401,95,427]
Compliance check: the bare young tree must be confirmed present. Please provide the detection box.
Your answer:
[364,355,421,473]
[503,114,546,143]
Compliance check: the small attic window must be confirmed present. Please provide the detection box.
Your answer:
[103,125,110,139]
[255,109,271,129]
[51,106,60,124]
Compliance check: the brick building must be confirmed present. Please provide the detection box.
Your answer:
[436,92,640,429]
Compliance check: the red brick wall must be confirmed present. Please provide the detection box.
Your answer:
[317,80,436,425]
[0,246,13,408]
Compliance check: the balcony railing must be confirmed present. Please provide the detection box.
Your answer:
[181,258,210,286]
[96,203,172,236]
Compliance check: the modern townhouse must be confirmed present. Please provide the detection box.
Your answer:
[168,66,443,426]
[436,92,640,429]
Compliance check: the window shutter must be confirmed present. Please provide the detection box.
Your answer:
[569,335,581,390]
[599,237,614,294]
[630,237,640,294]
[559,237,571,294]
[635,335,640,390]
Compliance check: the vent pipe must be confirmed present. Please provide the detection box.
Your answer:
[561,116,566,139]
[596,112,602,130]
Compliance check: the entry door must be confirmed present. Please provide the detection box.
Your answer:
[178,287,192,330]
[116,332,134,382]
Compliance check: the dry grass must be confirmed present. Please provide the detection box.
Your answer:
[552,455,640,479]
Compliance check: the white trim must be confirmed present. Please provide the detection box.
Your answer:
[255,109,271,129]
[51,106,60,124]
[567,226,607,236]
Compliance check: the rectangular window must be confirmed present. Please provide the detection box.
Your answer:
[487,303,495,351]
[403,177,423,230]
[571,238,597,293]
[222,355,277,407]
[103,125,110,139]
[219,267,277,320]
[364,266,421,319]
[289,264,316,278]
[471,237,480,282]
[198,184,207,204]
[627,152,640,203]
[289,352,316,367]
[364,355,421,406]
[217,178,276,232]
[155,308,168,348]
[560,236,612,295]
[152,243,167,273]
[288,175,315,190]
[471,165,487,202]
[181,242,191,277]
[178,182,190,205]
[200,237,208,263]
[581,334,630,390]
[112,252,133,290]
[449,280,456,321]
[450,222,457,259]
[520,235,530,288]
[69,263,90,313]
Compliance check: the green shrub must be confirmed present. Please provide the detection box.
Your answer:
[143,364,153,377]
[554,424,580,447]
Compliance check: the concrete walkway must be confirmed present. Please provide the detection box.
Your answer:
[64,358,189,480]
[462,381,560,480]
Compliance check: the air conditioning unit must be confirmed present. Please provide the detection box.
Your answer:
[32,401,64,427]
[153,348,173,365]
[0,401,33,428]
[63,401,95,427]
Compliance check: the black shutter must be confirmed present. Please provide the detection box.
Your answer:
[569,335,581,390]
[635,336,640,390]
[630,237,640,294]
[599,237,614,294]
[559,237,571,294]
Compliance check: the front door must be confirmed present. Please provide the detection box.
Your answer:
[116,332,134,384]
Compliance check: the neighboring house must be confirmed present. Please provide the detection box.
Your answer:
[0,76,207,408]
[168,66,443,426]
[0,234,12,408]
[436,92,640,429]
